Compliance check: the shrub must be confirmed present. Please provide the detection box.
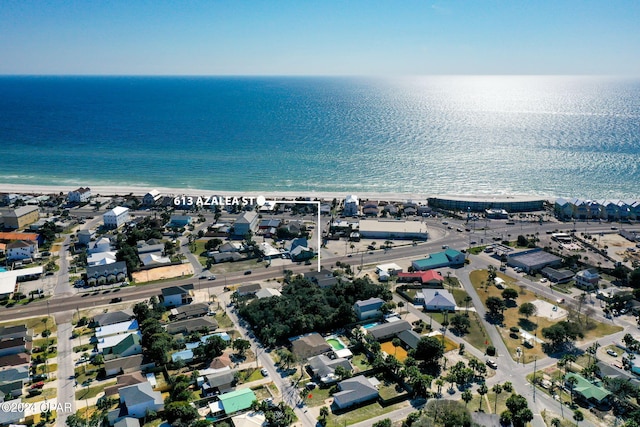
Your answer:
[486,345,496,356]
[510,326,520,333]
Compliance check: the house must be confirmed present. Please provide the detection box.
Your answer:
[554,198,575,220]
[114,417,141,427]
[104,371,147,396]
[290,245,314,262]
[85,261,128,286]
[161,284,194,307]
[166,317,218,335]
[136,241,165,255]
[290,333,332,359]
[169,303,210,321]
[375,263,402,282]
[0,353,29,370]
[362,201,379,217]
[396,329,421,350]
[231,412,267,427]
[258,242,281,259]
[143,190,162,206]
[99,332,142,359]
[93,310,134,327]
[88,251,117,266]
[0,231,40,244]
[104,355,152,377]
[541,267,575,284]
[95,319,139,340]
[353,297,385,320]
[258,219,281,230]
[417,289,456,311]
[209,353,232,370]
[167,215,192,228]
[119,381,163,418]
[308,354,352,384]
[366,320,412,341]
[68,187,92,204]
[412,249,465,271]
[233,211,259,238]
[397,270,444,286]
[203,370,237,395]
[596,361,640,388]
[343,195,359,217]
[0,325,29,341]
[255,288,282,299]
[0,366,29,385]
[171,350,194,363]
[0,338,30,357]
[103,207,130,229]
[333,376,379,409]
[6,240,37,261]
[88,236,114,254]
[565,373,611,408]
[210,252,244,263]
[575,269,600,290]
[2,206,39,229]
[139,253,171,266]
[506,248,562,274]
[218,242,244,253]
[235,283,261,297]
[219,388,257,414]
[304,269,339,288]
[0,379,23,398]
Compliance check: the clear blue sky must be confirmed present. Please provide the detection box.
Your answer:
[1,0,638,75]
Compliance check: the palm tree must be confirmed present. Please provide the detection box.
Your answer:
[567,376,578,406]
[492,384,502,414]
[551,418,561,427]
[392,338,402,356]
[478,384,488,412]
[462,390,473,408]
[435,379,444,396]
[573,409,584,426]
[464,296,473,315]
[319,406,329,421]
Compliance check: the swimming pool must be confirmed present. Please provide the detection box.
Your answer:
[362,322,380,329]
[327,338,345,350]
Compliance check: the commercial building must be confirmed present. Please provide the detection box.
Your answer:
[506,248,562,274]
[358,219,428,240]
[343,195,359,216]
[429,195,544,213]
[412,249,465,271]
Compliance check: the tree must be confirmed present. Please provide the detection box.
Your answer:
[462,390,473,408]
[518,302,538,319]
[492,384,503,414]
[504,393,533,427]
[372,418,392,427]
[414,336,445,365]
[567,376,578,405]
[334,365,352,381]
[165,401,199,427]
[502,288,518,302]
[541,321,583,351]
[205,238,223,251]
[573,409,584,426]
[450,314,471,334]
[232,338,251,356]
[551,418,562,427]
[194,335,227,361]
[464,295,473,314]
[477,384,488,412]
[485,296,506,320]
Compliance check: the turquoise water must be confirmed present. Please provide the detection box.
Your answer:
[1,76,639,198]
[362,322,380,329]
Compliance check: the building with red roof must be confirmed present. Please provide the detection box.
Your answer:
[397,270,444,286]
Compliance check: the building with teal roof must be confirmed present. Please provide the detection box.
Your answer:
[565,373,611,407]
[411,249,465,271]
[219,388,257,414]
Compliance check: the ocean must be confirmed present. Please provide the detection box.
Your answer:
[1,75,639,198]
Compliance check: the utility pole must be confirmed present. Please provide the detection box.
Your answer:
[532,356,537,402]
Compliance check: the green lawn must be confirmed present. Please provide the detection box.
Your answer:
[351,353,373,372]
[237,368,264,384]
[215,312,234,329]
[193,239,209,267]
[23,387,57,403]
[428,311,492,353]
[328,400,408,426]
[75,381,116,400]
[0,316,56,335]
[305,386,333,407]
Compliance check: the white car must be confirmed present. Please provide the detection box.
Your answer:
[540,278,548,283]
[607,349,618,357]
[261,368,269,376]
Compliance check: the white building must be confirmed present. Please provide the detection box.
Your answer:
[103,206,130,229]
[68,187,92,203]
[343,195,359,217]
[6,240,37,261]
[143,190,162,206]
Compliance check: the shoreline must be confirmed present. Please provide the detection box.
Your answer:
[0,183,553,204]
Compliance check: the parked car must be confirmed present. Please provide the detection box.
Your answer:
[244,270,252,275]
[208,275,217,280]
[261,368,269,376]
[607,349,618,357]
[540,278,548,283]
[486,360,498,369]
[110,297,122,303]
[30,382,45,390]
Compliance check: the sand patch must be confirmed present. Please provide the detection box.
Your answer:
[132,263,194,283]
[531,299,567,321]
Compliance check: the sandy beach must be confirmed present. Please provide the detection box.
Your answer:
[0,183,549,204]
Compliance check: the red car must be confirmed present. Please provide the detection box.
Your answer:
[30,382,45,389]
